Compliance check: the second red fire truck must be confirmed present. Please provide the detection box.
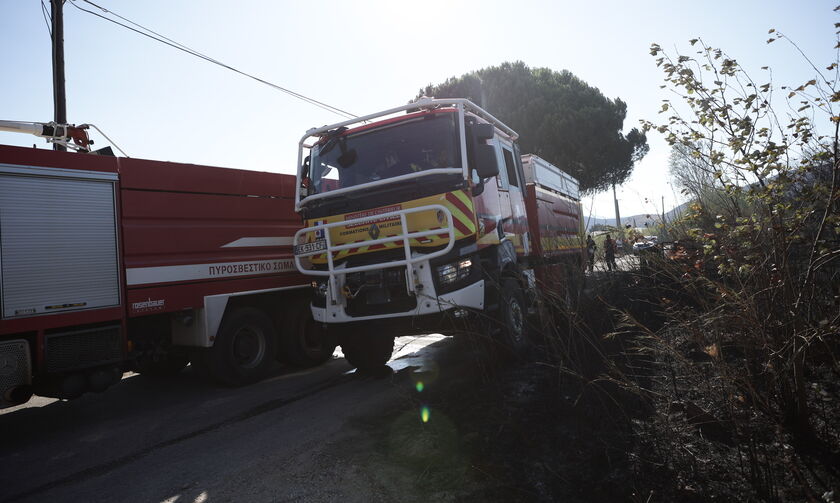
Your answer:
[0,124,333,408]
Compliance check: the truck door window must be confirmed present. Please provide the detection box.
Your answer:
[502,147,519,189]
[495,140,510,190]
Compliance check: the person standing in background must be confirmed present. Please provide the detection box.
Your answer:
[586,234,597,272]
[604,234,617,271]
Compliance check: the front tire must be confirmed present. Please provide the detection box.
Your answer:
[196,307,277,386]
[340,330,394,376]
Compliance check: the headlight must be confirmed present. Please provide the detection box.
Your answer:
[436,258,472,287]
[311,280,328,298]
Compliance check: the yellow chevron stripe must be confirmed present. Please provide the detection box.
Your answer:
[450,191,477,232]
[452,190,473,212]
[448,207,475,235]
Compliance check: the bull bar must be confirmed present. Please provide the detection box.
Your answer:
[293,205,456,306]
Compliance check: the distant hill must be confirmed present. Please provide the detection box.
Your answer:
[584,201,689,231]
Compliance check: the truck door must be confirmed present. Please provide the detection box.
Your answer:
[495,139,530,256]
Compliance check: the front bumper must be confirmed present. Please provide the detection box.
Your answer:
[312,258,484,323]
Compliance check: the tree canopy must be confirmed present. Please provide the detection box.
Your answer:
[417,61,649,192]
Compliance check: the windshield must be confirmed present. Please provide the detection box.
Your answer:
[308,112,460,195]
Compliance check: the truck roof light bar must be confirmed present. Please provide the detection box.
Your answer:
[301,98,518,141]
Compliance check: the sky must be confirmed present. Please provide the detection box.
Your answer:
[0,0,835,220]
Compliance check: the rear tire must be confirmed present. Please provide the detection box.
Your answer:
[340,330,394,376]
[197,307,277,386]
[500,278,530,355]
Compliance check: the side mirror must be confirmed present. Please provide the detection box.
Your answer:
[466,122,499,179]
[300,155,311,196]
[472,123,495,141]
[301,155,311,178]
[474,143,499,178]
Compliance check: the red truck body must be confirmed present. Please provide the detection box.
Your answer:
[522,154,585,295]
[0,144,314,407]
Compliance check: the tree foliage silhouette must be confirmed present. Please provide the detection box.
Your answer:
[418,61,649,192]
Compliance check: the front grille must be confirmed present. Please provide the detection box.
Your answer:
[345,267,417,317]
[45,325,122,373]
[0,340,31,406]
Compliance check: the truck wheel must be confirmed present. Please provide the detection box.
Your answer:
[199,307,277,386]
[340,331,394,376]
[281,302,337,368]
[134,347,190,377]
[500,279,529,353]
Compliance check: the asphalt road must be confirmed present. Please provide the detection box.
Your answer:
[0,334,455,503]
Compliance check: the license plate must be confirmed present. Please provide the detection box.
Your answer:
[293,239,327,255]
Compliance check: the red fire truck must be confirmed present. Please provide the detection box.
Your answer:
[291,99,584,372]
[0,124,332,408]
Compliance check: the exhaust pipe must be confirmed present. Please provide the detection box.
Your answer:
[3,385,34,406]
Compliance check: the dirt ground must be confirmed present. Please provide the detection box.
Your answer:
[315,339,649,503]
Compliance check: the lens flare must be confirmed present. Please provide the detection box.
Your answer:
[415,381,425,392]
[421,405,430,423]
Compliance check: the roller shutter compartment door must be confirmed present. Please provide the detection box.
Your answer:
[0,170,120,319]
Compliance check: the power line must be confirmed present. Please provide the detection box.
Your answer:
[40,0,52,38]
[67,0,357,120]
[70,0,356,119]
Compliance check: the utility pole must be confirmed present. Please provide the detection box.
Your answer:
[475,75,487,110]
[612,183,622,231]
[51,0,67,151]
[661,195,666,224]
[661,194,667,240]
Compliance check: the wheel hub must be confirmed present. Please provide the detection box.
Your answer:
[232,326,266,369]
